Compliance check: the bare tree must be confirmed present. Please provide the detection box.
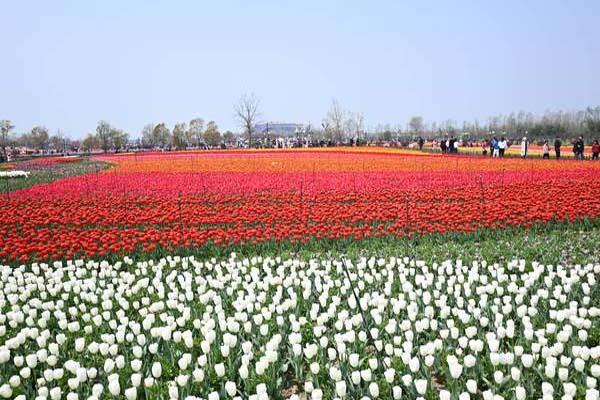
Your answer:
[141,123,156,148]
[29,126,50,151]
[323,99,345,143]
[346,112,365,142]
[585,106,600,134]
[152,123,171,148]
[0,120,15,162]
[222,130,235,145]
[188,118,204,148]
[203,121,221,147]
[96,121,112,153]
[235,93,261,147]
[49,133,66,153]
[172,122,188,150]
[110,128,129,152]
[408,116,424,137]
[82,133,100,153]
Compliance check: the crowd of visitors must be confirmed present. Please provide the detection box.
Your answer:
[438,136,460,154]
[480,137,509,157]
[475,135,600,160]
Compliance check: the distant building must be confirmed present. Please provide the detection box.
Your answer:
[255,122,306,137]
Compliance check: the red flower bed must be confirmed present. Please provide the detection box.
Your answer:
[22,156,82,167]
[1,150,599,263]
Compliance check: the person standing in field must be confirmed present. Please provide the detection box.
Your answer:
[592,139,600,160]
[418,136,425,151]
[520,136,528,158]
[440,138,447,153]
[498,137,507,157]
[575,136,585,160]
[482,140,488,156]
[542,140,550,159]
[554,137,562,159]
[491,137,499,157]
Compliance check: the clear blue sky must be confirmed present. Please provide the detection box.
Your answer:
[1,0,599,138]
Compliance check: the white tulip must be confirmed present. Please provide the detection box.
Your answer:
[108,379,120,396]
[414,379,428,395]
[66,393,78,400]
[0,385,12,399]
[9,375,20,387]
[329,366,342,381]
[449,362,463,379]
[545,363,556,378]
[542,382,554,396]
[104,358,115,373]
[515,386,526,400]
[239,364,249,379]
[168,383,178,399]
[464,354,476,368]
[131,359,142,372]
[92,383,103,397]
[558,367,569,381]
[384,368,395,383]
[68,377,79,390]
[360,369,372,382]
[152,362,162,378]
[511,367,521,381]
[75,338,85,352]
[124,387,137,400]
[369,382,379,398]
[130,373,141,387]
[208,391,219,400]
[351,371,361,385]
[225,381,236,397]
[335,381,347,398]
[409,357,420,373]
[586,388,599,400]
[310,362,320,374]
[176,374,189,388]
[327,347,337,360]
[466,379,477,394]
[49,387,62,400]
[521,354,534,368]
[564,383,577,398]
[215,362,225,377]
[368,358,378,370]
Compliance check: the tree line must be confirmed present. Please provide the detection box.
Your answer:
[373,106,600,142]
[0,118,236,159]
[2,102,600,160]
[0,122,75,161]
[81,119,235,153]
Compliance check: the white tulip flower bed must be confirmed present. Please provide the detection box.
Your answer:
[0,170,29,178]
[0,254,599,400]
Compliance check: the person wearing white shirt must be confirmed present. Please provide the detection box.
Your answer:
[520,137,528,158]
[498,137,508,157]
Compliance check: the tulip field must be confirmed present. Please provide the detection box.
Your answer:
[1,149,600,399]
[2,149,600,264]
[1,253,600,400]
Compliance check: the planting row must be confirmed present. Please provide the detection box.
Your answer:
[0,254,599,399]
[2,151,600,263]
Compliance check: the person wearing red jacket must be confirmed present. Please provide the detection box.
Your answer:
[592,139,600,160]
